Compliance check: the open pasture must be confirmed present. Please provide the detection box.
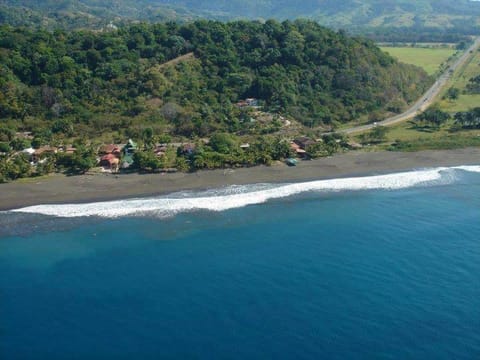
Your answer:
[380,46,457,75]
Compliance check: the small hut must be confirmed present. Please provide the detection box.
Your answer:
[293,137,316,150]
[290,142,307,157]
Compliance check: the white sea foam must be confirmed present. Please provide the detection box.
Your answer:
[452,165,480,173]
[9,165,478,218]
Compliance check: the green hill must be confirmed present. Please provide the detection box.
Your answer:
[0,1,194,29]
[0,20,430,136]
[150,0,480,26]
[2,0,480,30]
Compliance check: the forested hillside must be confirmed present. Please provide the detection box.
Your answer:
[2,0,480,31]
[0,20,431,141]
[152,0,480,25]
[0,0,193,29]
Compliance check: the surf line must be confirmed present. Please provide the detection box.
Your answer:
[9,166,479,218]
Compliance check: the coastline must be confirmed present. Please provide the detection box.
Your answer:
[1,148,479,211]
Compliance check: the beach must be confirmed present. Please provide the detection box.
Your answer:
[1,148,479,211]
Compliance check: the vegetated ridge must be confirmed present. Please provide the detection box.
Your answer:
[0,20,431,136]
[1,0,480,31]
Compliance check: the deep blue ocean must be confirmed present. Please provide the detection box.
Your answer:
[1,166,480,359]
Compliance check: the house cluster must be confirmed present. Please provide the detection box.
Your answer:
[289,136,362,158]
[22,145,73,164]
[10,135,206,173]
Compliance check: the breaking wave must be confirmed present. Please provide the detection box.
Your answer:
[8,165,480,218]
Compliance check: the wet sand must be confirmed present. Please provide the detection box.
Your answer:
[1,148,479,211]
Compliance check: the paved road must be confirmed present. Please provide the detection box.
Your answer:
[337,37,480,135]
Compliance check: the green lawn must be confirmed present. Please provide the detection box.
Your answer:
[352,120,480,152]
[438,49,480,113]
[380,46,457,75]
[439,94,480,113]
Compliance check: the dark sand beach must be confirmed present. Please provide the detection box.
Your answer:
[1,148,479,211]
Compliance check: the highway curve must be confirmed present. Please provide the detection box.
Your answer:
[338,37,480,135]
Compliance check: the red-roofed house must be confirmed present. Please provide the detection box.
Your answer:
[99,144,122,156]
[290,142,307,157]
[99,153,119,171]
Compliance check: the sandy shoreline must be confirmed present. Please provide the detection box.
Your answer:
[1,148,479,211]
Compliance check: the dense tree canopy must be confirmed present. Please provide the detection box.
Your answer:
[0,19,431,140]
[454,108,480,129]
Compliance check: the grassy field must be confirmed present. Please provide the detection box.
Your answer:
[352,120,480,152]
[437,48,480,113]
[349,45,480,152]
[380,46,457,75]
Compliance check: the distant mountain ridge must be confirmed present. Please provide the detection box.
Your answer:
[1,0,480,30]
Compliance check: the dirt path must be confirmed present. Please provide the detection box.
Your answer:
[156,52,195,70]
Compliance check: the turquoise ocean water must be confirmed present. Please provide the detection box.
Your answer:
[1,165,479,359]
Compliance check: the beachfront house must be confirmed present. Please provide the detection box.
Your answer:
[97,143,123,171]
[293,137,316,150]
[32,146,57,163]
[99,153,119,171]
[290,142,307,157]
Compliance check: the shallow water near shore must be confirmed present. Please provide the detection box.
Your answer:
[1,166,480,359]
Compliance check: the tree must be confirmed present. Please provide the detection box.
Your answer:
[415,107,450,128]
[365,125,389,143]
[142,127,155,150]
[3,153,32,180]
[209,133,237,154]
[9,138,29,151]
[271,137,293,160]
[0,142,11,153]
[446,87,460,100]
[69,147,96,174]
[36,156,55,176]
[467,75,480,94]
[454,107,480,129]
[158,134,171,144]
[175,156,189,172]
[0,127,15,142]
[456,41,467,50]
[51,119,74,136]
[133,151,162,172]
